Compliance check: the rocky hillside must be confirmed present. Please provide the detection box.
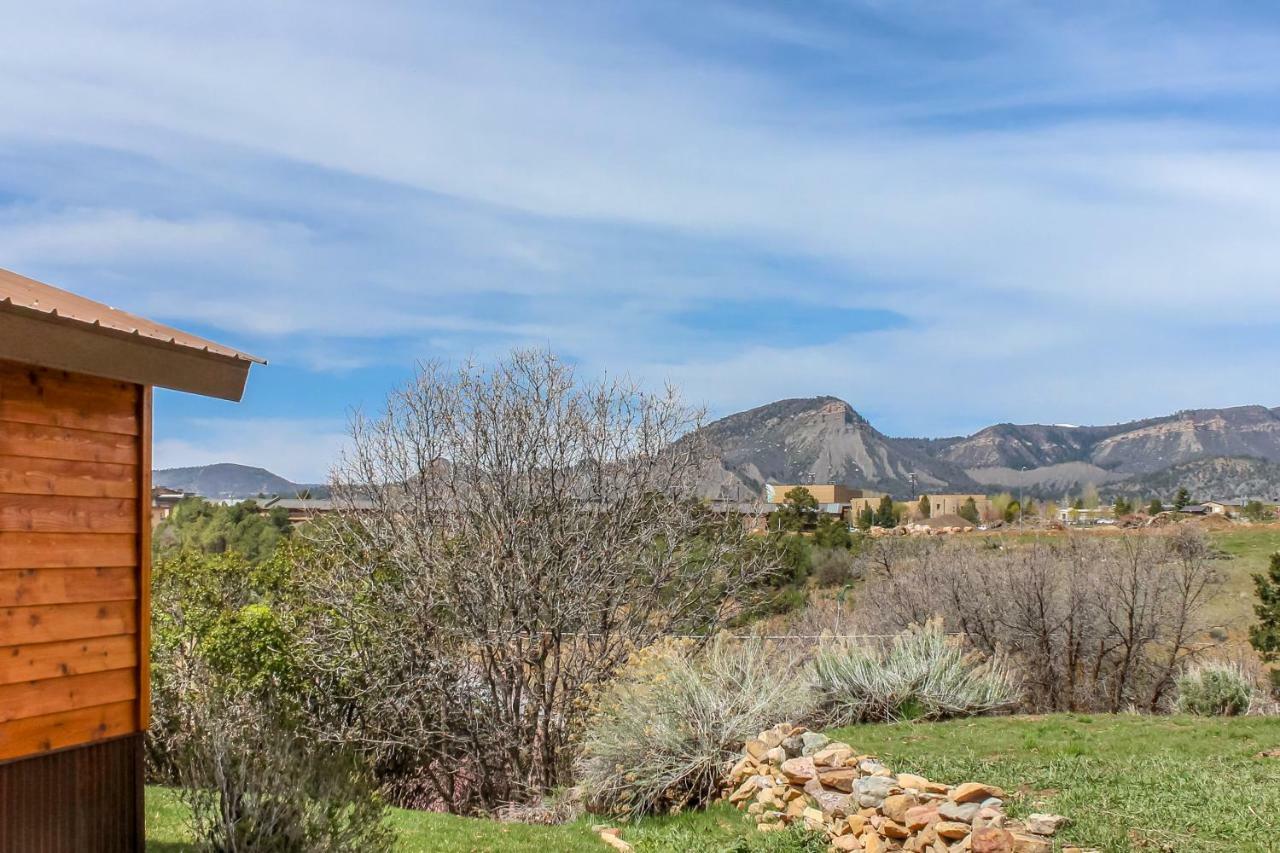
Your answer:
[696,397,974,499]
[153,463,325,500]
[1113,456,1280,502]
[697,398,1280,499]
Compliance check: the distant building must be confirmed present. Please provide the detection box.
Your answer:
[257,495,374,525]
[911,493,991,519]
[1202,499,1246,516]
[765,483,865,505]
[1178,504,1210,516]
[151,486,191,525]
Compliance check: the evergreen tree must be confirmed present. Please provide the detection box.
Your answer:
[856,504,874,531]
[1243,500,1270,522]
[774,487,819,532]
[957,497,980,525]
[874,495,897,528]
[1148,498,1164,516]
[1022,498,1038,517]
[1173,487,1191,512]
[1072,497,1085,511]
[1003,499,1021,523]
[1113,496,1133,517]
[918,495,931,519]
[1250,553,1280,664]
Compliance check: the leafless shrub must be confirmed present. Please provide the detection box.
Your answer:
[298,349,780,812]
[856,531,1223,713]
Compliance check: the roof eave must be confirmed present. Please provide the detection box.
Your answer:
[0,307,259,401]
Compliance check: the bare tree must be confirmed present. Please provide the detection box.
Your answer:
[297,350,777,811]
[855,531,1221,713]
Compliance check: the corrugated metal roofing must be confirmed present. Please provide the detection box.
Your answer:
[0,266,264,364]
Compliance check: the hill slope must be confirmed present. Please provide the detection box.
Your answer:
[153,463,311,499]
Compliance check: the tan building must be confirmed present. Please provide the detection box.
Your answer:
[765,483,866,505]
[916,493,991,519]
[847,494,890,520]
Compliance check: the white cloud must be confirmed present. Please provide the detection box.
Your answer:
[0,1,1279,451]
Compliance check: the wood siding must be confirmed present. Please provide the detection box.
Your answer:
[0,360,145,764]
[0,733,142,853]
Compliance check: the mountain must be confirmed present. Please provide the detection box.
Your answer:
[696,397,974,499]
[1113,456,1280,502]
[696,398,1280,500]
[153,463,324,500]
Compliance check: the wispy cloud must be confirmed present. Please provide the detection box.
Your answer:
[3,1,1280,475]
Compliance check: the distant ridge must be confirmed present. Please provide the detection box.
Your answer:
[153,463,326,500]
[696,398,1280,501]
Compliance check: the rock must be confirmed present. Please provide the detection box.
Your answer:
[597,827,633,852]
[764,746,787,765]
[1024,814,1068,836]
[935,821,970,840]
[862,834,885,853]
[833,835,864,851]
[1010,833,1052,853]
[781,736,805,758]
[903,804,940,831]
[896,773,930,791]
[980,797,1003,809]
[938,801,981,824]
[971,826,1015,853]
[814,745,855,767]
[818,767,860,793]
[745,739,768,760]
[881,793,918,823]
[805,782,852,817]
[760,728,785,748]
[859,759,889,775]
[951,782,1005,804]
[780,757,816,784]
[800,732,831,755]
[881,820,911,839]
[802,806,826,830]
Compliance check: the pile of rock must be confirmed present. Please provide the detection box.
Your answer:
[723,723,1088,853]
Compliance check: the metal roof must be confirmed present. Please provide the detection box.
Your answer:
[0,267,264,364]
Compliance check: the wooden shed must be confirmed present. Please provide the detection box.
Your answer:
[0,268,262,851]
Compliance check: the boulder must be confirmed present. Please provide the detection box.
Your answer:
[971,826,1015,853]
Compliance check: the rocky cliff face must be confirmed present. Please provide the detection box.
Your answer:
[696,398,1280,499]
[695,397,973,499]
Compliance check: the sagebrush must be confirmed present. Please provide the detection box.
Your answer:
[1176,661,1255,716]
[576,635,812,817]
[809,620,1018,725]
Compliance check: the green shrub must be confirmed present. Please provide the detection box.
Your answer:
[170,676,393,853]
[809,621,1018,725]
[811,547,861,588]
[576,636,812,818]
[1176,662,1254,716]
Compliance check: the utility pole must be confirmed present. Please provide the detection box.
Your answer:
[909,472,917,500]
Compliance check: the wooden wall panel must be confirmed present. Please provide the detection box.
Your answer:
[0,567,137,608]
[0,360,143,768]
[0,636,137,686]
[0,602,137,646]
[0,455,137,500]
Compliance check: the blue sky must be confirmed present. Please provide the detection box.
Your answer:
[4,2,1280,482]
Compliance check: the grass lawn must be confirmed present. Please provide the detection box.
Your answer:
[146,787,819,852]
[827,714,1280,853]
[148,714,1280,853]
[1207,525,1280,627]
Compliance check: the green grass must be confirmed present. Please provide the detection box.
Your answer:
[145,788,821,852]
[148,715,1280,852]
[1208,526,1280,628]
[827,714,1280,853]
